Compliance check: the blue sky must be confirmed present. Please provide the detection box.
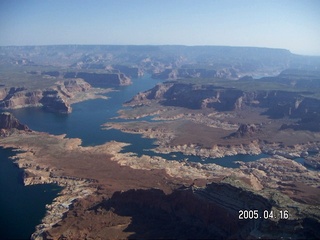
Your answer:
[0,0,319,55]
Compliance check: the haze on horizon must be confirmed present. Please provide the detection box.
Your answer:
[0,0,319,56]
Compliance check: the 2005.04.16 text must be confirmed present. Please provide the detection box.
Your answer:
[239,210,289,220]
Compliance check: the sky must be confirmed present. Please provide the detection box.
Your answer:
[0,0,319,55]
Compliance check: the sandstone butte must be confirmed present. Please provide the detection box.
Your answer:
[0,77,115,114]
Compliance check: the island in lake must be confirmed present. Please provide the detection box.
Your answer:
[0,45,320,239]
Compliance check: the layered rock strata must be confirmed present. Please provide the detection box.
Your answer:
[112,65,144,78]
[0,79,108,114]
[128,82,320,125]
[64,72,132,87]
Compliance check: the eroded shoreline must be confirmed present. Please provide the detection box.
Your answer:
[1,129,320,239]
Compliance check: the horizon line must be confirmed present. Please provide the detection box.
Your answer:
[1,44,320,57]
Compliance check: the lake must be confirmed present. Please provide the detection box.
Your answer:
[0,147,62,239]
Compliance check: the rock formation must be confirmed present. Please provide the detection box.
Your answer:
[92,185,263,239]
[0,79,95,114]
[0,112,29,136]
[152,68,213,80]
[64,72,132,87]
[0,112,29,130]
[93,183,319,239]
[0,87,43,109]
[152,67,238,80]
[40,89,72,114]
[128,81,320,131]
[62,79,91,93]
[227,124,260,138]
[112,65,144,78]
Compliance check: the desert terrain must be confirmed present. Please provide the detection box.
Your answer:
[0,45,320,239]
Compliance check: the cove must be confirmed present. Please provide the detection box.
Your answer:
[8,76,163,147]
[0,147,62,239]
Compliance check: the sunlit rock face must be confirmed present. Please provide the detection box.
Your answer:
[0,79,94,114]
[0,87,42,109]
[64,72,132,87]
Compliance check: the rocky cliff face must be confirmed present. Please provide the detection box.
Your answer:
[228,124,261,138]
[0,112,29,130]
[112,65,144,78]
[0,87,43,109]
[0,112,29,136]
[62,79,91,92]
[95,182,320,239]
[0,79,92,114]
[151,67,237,80]
[240,91,320,131]
[129,82,244,110]
[129,82,320,131]
[40,89,71,114]
[64,72,132,87]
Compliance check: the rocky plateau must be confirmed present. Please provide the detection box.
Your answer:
[0,78,112,114]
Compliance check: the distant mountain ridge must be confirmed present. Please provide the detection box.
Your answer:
[1,45,319,79]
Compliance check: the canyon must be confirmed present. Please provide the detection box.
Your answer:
[1,45,320,239]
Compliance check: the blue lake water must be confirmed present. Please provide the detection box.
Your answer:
[0,147,62,239]
[7,75,269,166]
[1,75,274,238]
[8,76,162,147]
